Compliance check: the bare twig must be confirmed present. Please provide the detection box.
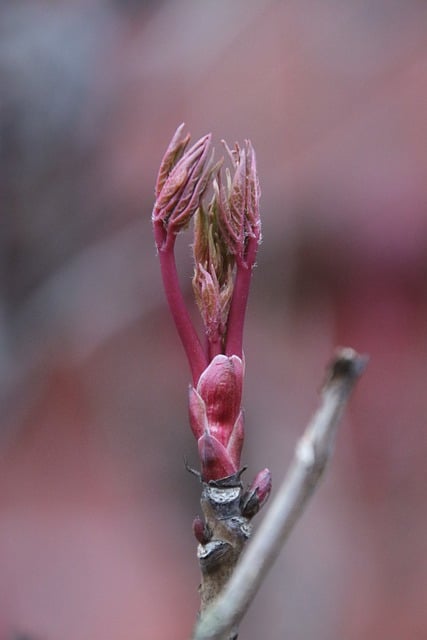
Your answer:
[192,347,368,640]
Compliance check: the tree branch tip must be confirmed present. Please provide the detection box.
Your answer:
[327,347,369,385]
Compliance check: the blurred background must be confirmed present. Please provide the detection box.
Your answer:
[1,0,427,638]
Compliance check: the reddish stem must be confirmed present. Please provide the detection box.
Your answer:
[154,222,208,384]
[225,235,258,358]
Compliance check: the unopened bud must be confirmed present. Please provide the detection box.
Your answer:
[216,140,261,265]
[196,354,243,446]
[155,123,190,197]
[192,515,211,545]
[241,468,272,518]
[152,129,214,244]
[192,192,234,346]
[192,263,222,341]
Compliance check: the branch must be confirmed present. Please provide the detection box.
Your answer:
[192,347,368,640]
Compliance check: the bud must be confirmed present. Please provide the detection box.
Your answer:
[152,128,214,246]
[152,127,266,485]
[155,123,190,197]
[192,263,222,342]
[216,140,261,265]
[192,515,211,545]
[241,468,272,518]
[216,140,261,358]
[192,193,234,349]
[196,354,243,446]
[251,467,272,508]
[152,126,217,383]
[188,354,245,481]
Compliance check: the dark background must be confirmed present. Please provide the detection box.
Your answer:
[1,1,427,638]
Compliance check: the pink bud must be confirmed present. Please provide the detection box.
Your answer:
[216,140,261,264]
[241,468,272,518]
[251,468,272,508]
[152,130,213,241]
[192,263,222,341]
[198,432,237,481]
[196,354,244,446]
[192,515,211,545]
[155,123,190,198]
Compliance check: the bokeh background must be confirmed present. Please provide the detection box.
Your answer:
[1,1,427,638]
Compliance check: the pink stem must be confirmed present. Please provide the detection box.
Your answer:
[155,223,208,384]
[225,236,258,358]
[224,263,250,358]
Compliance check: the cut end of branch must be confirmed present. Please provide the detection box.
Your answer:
[325,347,369,387]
